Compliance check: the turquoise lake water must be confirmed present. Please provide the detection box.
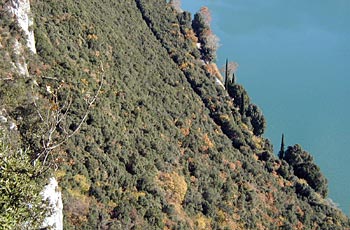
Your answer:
[182,1,350,214]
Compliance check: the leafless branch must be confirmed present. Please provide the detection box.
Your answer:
[169,0,182,13]
[33,70,104,167]
[45,76,103,152]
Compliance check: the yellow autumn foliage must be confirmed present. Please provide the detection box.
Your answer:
[158,171,187,204]
[74,174,91,193]
[195,214,212,230]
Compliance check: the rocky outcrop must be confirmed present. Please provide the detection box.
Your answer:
[0,109,17,131]
[41,177,63,230]
[5,0,36,76]
[7,0,36,53]
[4,2,64,228]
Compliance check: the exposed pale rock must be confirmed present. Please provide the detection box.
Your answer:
[9,122,17,130]
[8,0,36,53]
[215,77,225,89]
[0,116,7,123]
[12,40,29,76]
[5,0,36,76]
[41,177,63,230]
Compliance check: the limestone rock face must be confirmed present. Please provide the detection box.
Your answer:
[5,0,36,76]
[8,0,36,53]
[41,177,63,230]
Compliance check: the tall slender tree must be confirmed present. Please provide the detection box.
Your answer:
[240,92,245,116]
[278,133,285,159]
[222,61,238,86]
[225,58,229,89]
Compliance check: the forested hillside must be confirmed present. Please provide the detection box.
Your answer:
[0,0,349,229]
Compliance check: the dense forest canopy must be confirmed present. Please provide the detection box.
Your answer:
[0,0,349,229]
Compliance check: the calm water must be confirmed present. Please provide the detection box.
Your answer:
[182,0,350,214]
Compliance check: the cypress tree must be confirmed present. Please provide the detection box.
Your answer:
[278,133,285,159]
[240,93,245,116]
[224,58,229,89]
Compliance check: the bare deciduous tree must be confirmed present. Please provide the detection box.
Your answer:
[221,60,238,88]
[32,66,104,167]
[199,6,212,27]
[169,0,182,13]
[192,6,220,63]
[224,61,239,77]
[205,33,220,54]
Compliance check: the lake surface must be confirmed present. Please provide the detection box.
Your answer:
[182,0,350,214]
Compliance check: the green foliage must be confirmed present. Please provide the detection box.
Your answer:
[227,83,266,136]
[177,11,192,34]
[0,0,346,229]
[283,144,328,198]
[227,84,249,111]
[278,133,285,159]
[246,104,266,136]
[224,59,237,90]
[192,12,208,39]
[0,131,49,229]
[192,9,218,63]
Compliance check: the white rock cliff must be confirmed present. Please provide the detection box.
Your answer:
[6,0,36,76]
[6,1,64,229]
[8,0,36,53]
[41,177,64,230]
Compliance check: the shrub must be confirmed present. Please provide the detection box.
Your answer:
[0,131,49,229]
[283,145,328,197]
[246,104,266,136]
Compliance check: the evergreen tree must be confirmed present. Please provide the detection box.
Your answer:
[240,92,245,116]
[283,145,328,197]
[0,132,49,229]
[192,12,208,38]
[223,60,237,90]
[278,133,285,159]
[246,104,266,136]
[191,7,219,63]
[177,11,192,33]
[225,58,229,89]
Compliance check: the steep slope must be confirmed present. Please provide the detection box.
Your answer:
[1,0,349,229]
